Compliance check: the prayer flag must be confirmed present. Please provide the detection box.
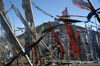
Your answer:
[76,30,81,51]
[62,8,68,16]
[48,22,65,57]
[62,8,80,58]
[72,0,93,11]
[22,0,34,22]
[64,23,80,58]
[87,29,95,60]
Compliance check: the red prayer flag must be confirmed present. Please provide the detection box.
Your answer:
[64,23,80,58]
[70,52,74,58]
[33,49,38,66]
[62,8,69,17]
[72,0,93,11]
[32,41,38,66]
[48,22,65,57]
[33,50,37,58]
[70,43,74,58]
[62,8,80,58]
[76,30,81,51]
[62,8,68,16]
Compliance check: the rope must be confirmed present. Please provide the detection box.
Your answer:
[5,7,12,14]
[31,1,54,18]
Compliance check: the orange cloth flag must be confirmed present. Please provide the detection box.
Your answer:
[72,0,93,11]
[76,30,81,51]
[33,50,37,59]
[70,43,74,58]
[62,8,80,58]
[48,22,65,57]
[33,50,38,66]
[64,23,80,58]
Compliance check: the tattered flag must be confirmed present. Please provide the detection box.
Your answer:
[72,0,93,11]
[22,0,33,22]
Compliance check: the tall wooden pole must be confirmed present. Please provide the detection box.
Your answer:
[87,0,100,23]
[20,55,24,66]
[29,0,42,66]
[2,1,13,30]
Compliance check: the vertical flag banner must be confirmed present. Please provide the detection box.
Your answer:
[76,30,81,51]
[81,33,91,61]
[62,8,80,58]
[22,0,33,22]
[64,23,80,58]
[72,0,93,11]
[48,22,65,57]
[87,29,95,61]
[92,31,100,61]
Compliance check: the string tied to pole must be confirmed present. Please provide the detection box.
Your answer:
[5,6,12,14]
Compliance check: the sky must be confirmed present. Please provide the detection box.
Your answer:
[2,0,100,35]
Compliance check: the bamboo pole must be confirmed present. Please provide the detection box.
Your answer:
[29,0,42,66]
[2,1,13,30]
[87,0,100,23]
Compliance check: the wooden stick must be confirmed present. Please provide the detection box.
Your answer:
[3,1,13,30]
[20,55,24,66]
[87,0,100,23]
[29,0,42,66]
